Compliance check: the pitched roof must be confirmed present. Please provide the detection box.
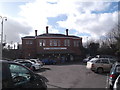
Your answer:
[22,33,81,39]
[37,33,81,38]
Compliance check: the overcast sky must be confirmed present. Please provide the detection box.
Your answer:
[0,0,119,44]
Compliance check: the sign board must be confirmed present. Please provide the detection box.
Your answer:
[44,47,67,50]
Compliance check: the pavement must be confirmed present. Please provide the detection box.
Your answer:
[36,61,108,89]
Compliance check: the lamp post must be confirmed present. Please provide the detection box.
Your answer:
[0,16,7,59]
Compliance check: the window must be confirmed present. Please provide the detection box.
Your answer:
[58,40,60,46]
[116,66,120,73]
[39,40,46,46]
[74,41,80,47]
[96,60,101,63]
[109,59,116,64]
[43,40,46,46]
[53,40,57,46]
[50,39,61,46]
[101,59,109,64]
[50,40,53,46]
[26,40,33,44]
[64,39,70,46]
[9,64,31,85]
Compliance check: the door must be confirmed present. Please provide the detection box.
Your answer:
[8,63,33,88]
[8,63,47,89]
[101,59,111,71]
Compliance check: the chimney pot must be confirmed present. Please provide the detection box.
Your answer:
[66,29,68,36]
[46,26,49,34]
[35,30,37,36]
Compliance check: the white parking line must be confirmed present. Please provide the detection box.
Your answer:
[106,74,109,88]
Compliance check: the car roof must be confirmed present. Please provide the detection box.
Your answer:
[19,61,31,63]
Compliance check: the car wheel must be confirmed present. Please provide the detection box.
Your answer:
[97,68,103,73]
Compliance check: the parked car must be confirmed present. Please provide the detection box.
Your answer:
[86,58,116,73]
[108,62,120,89]
[83,56,94,63]
[1,60,47,89]
[42,59,57,65]
[113,75,120,90]
[18,61,34,70]
[14,59,25,62]
[17,60,41,71]
[30,59,43,66]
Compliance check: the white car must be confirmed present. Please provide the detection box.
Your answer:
[30,59,43,66]
[14,59,25,62]
[25,60,41,71]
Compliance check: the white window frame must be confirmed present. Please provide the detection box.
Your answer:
[26,40,33,44]
[64,39,70,46]
[39,40,46,46]
[74,41,79,47]
[50,39,60,46]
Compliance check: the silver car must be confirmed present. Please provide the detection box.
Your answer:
[86,58,116,73]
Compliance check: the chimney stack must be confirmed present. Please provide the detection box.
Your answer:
[66,29,68,36]
[35,30,37,36]
[46,26,49,34]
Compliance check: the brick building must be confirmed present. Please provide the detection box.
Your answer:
[22,26,83,62]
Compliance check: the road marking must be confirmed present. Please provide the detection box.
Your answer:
[106,74,109,88]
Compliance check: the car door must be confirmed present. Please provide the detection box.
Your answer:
[8,63,47,89]
[8,63,34,88]
[101,59,111,71]
[2,62,15,89]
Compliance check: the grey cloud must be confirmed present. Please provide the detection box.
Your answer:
[3,18,32,43]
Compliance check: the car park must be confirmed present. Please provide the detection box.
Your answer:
[113,75,120,90]
[108,62,120,89]
[1,60,47,89]
[86,58,116,73]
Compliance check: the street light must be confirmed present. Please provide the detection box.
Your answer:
[0,16,7,59]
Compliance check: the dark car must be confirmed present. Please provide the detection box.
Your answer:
[42,59,57,65]
[113,75,120,90]
[108,62,120,89]
[0,60,47,89]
